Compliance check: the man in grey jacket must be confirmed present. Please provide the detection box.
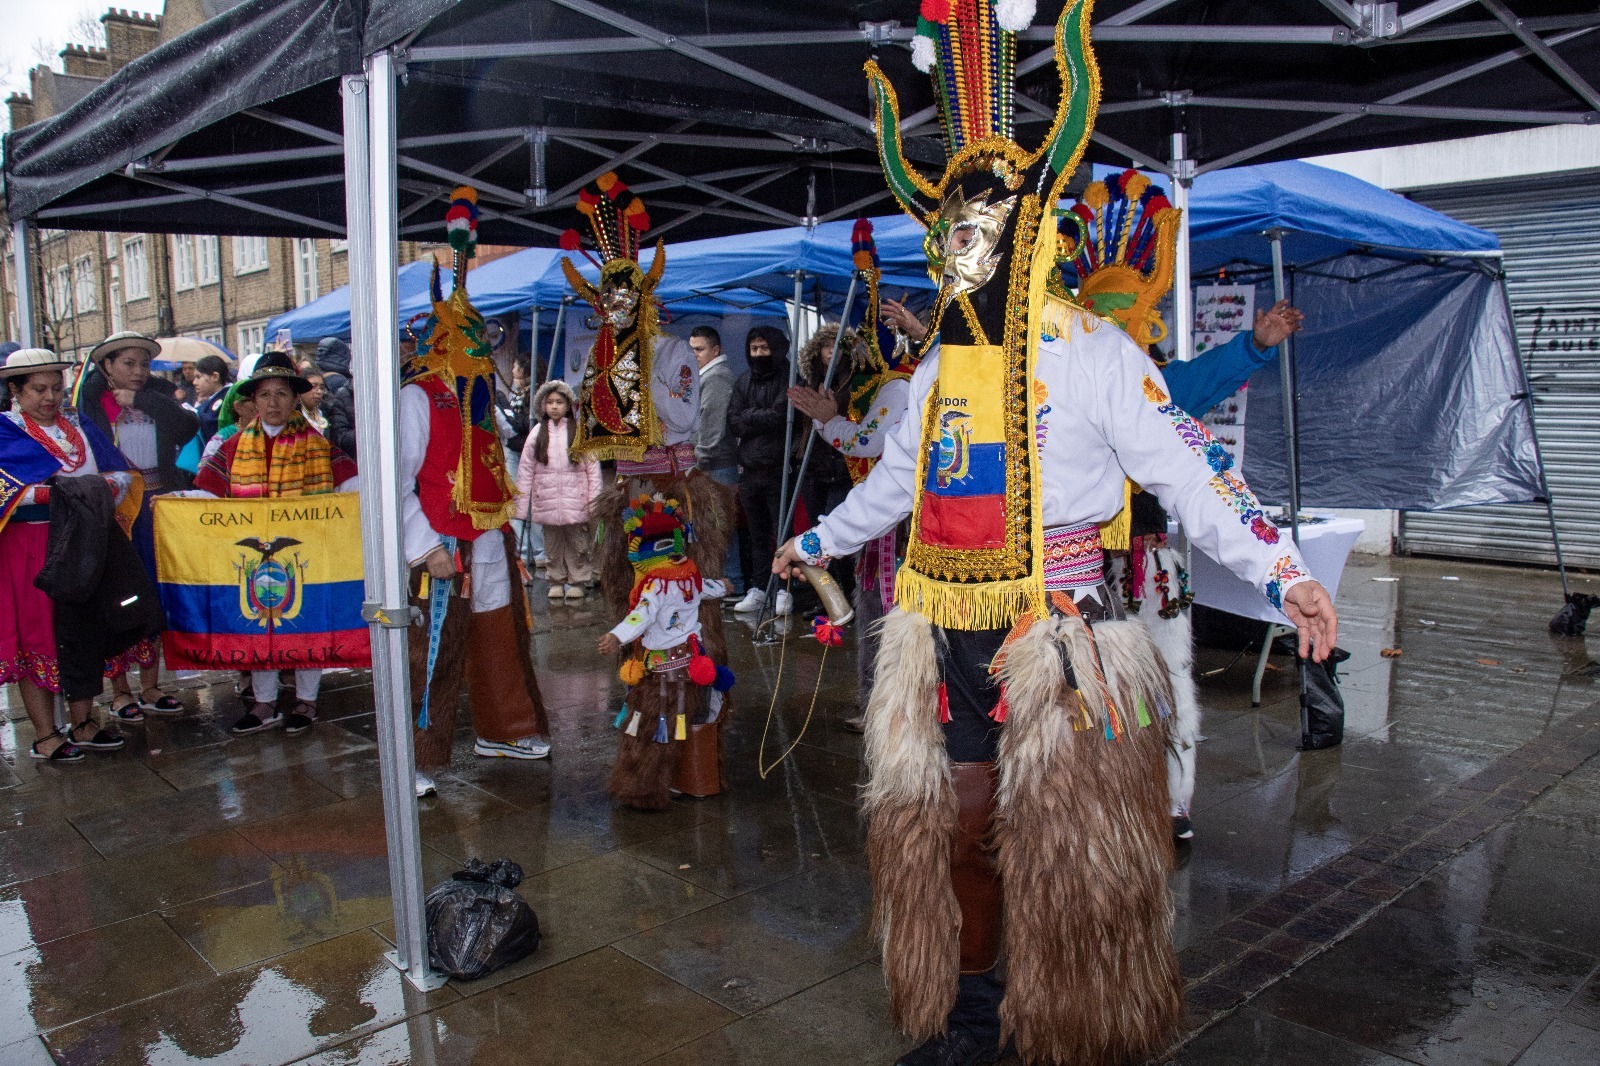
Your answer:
[690,325,744,594]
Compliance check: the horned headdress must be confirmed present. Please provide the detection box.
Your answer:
[560,172,667,462]
[866,0,1101,630]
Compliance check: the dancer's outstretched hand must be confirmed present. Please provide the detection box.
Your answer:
[1283,580,1338,662]
[597,633,621,655]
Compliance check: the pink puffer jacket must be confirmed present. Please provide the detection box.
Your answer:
[515,394,601,527]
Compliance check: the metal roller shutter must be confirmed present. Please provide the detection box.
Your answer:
[1401,172,1600,570]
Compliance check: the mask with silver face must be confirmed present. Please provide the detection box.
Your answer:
[599,281,640,331]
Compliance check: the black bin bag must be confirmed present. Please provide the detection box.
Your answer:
[426,859,541,980]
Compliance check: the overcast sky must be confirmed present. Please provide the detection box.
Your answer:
[1,1,166,128]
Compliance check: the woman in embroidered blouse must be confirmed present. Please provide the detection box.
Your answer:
[0,350,144,762]
[80,331,200,718]
[193,352,358,738]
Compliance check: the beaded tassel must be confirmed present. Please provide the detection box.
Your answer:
[654,713,670,744]
[625,711,642,737]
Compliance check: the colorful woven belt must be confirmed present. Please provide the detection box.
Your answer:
[616,442,697,479]
[1042,522,1104,591]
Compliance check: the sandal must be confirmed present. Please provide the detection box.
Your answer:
[231,703,283,735]
[139,689,184,716]
[109,695,145,725]
[29,731,85,763]
[284,701,318,736]
[67,721,125,752]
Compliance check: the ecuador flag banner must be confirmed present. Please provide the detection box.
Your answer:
[154,493,371,670]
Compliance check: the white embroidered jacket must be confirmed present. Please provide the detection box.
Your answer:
[799,308,1313,611]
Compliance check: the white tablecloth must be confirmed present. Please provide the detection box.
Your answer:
[1186,513,1365,624]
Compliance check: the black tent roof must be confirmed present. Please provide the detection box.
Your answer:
[7,0,1599,243]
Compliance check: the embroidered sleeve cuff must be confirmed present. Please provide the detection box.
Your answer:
[1263,554,1312,611]
[797,528,830,567]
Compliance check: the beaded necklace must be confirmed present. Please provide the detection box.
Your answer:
[21,412,87,473]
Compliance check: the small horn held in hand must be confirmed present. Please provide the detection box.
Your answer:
[798,563,854,626]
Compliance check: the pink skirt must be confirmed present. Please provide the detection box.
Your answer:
[0,520,153,693]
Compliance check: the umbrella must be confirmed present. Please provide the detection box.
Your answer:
[155,336,235,364]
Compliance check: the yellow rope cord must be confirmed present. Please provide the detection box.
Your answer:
[756,578,829,779]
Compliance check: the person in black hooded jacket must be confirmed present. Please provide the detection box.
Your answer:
[728,325,795,614]
[316,336,359,458]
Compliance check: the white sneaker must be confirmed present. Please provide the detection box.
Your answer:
[773,589,793,617]
[415,772,437,798]
[733,588,766,613]
[474,735,552,760]
[563,584,584,600]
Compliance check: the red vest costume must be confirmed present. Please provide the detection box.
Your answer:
[414,375,510,544]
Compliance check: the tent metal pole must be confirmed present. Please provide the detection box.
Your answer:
[777,271,860,553]
[754,269,807,638]
[1169,131,1194,362]
[545,298,569,385]
[344,53,445,994]
[1496,275,1571,598]
[1268,229,1310,731]
[11,220,35,347]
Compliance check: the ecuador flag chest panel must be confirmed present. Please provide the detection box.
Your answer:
[155,493,371,669]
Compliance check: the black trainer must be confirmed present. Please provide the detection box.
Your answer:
[895,1031,1002,1066]
[1173,813,1194,841]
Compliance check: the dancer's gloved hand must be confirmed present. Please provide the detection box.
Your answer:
[1283,580,1338,662]
[597,633,621,655]
[772,538,804,580]
[424,545,456,582]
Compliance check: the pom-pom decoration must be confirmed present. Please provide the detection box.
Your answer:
[813,617,845,647]
[851,217,879,274]
[568,173,650,264]
[993,0,1037,33]
[687,654,717,686]
[444,186,479,257]
[559,229,582,251]
[619,658,646,687]
[712,664,736,692]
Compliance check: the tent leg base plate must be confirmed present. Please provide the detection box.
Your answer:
[385,949,450,991]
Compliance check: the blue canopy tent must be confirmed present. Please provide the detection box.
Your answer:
[267,258,440,344]
[1174,160,1565,588]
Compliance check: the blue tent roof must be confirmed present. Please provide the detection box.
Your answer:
[271,162,1498,342]
[1182,161,1500,274]
[267,258,440,344]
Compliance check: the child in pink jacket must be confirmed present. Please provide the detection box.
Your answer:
[516,380,602,600]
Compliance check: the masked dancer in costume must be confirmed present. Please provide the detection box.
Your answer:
[559,174,736,810]
[774,4,1338,1064]
[405,188,550,797]
[787,218,927,733]
[1063,168,1307,841]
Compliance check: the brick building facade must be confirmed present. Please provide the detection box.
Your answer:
[1,5,433,363]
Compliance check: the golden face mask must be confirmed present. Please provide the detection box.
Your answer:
[925,187,1017,298]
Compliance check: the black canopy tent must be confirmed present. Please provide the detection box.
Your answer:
[9,0,1600,994]
[8,0,1600,245]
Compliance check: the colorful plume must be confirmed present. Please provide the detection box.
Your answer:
[445,186,479,258]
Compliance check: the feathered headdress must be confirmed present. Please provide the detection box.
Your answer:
[1062,169,1182,347]
[560,173,668,462]
[865,0,1101,631]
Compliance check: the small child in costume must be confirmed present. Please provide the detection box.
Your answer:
[515,380,601,600]
[597,494,733,809]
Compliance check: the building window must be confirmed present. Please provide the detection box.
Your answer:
[172,234,196,291]
[123,238,149,300]
[73,256,97,313]
[330,238,349,253]
[105,233,118,258]
[109,277,123,334]
[199,328,225,347]
[50,265,72,320]
[294,238,319,307]
[237,320,267,356]
[233,236,270,274]
[197,235,220,285]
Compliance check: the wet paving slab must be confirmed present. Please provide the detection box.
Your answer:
[0,556,1593,1063]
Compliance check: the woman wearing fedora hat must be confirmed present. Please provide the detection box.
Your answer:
[192,352,359,736]
[1,348,152,761]
[80,331,200,718]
